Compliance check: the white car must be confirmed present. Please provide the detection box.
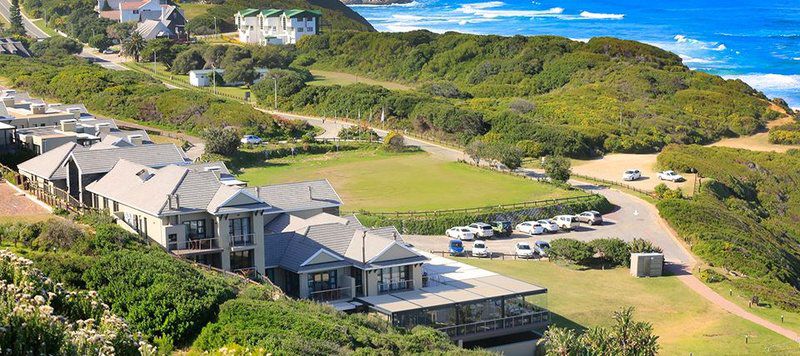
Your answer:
[102,49,118,54]
[537,219,559,233]
[446,227,474,241]
[622,169,641,181]
[516,221,544,235]
[534,240,551,256]
[240,135,263,145]
[472,241,490,258]
[658,170,685,182]
[516,242,535,259]
[553,215,578,231]
[467,222,494,239]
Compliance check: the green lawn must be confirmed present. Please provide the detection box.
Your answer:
[179,3,213,20]
[308,69,413,91]
[30,19,58,37]
[234,147,583,212]
[706,278,800,335]
[457,259,800,355]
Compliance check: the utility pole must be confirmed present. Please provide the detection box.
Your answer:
[211,64,217,94]
[272,77,278,110]
[152,51,156,74]
[214,17,218,37]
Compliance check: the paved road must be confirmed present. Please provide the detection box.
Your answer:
[0,0,48,39]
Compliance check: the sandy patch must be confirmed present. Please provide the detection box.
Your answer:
[571,153,696,194]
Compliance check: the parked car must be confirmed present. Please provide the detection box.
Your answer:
[516,242,535,259]
[576,211,603,225]
[101,49,118,54]
[516,221,544,235]
[490,221,512,237]
[446,226,474,241]
[467,222,494,239]
[472,241,490,258]
[534,240,551,256]
[658,170,685,182]
[553,215,578,231]
[622,169,642,181]
[537,219,559,233]
[240,135,263,145]
[449,239,465,256]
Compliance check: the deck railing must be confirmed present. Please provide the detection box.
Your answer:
[230,233,256,248]
[378,279,414,294]
[437,311,549,338]
[309,286,351,303]
[171,237,221,252]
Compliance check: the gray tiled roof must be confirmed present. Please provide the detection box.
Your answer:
[250,179,342,212]
[17,142,83,180]
[69,143,188,175]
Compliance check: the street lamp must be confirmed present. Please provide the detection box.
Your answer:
[272,76,278,110]
[211,64,217,94]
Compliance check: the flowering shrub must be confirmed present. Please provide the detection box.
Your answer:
[0,249,155,355]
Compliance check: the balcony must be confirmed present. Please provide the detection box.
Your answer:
[378,279,414,294]
[230,233,256,249]
[309,286,352,303]
[171,237,222,256]
[437,311,549,339]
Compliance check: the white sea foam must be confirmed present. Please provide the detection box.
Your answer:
[673,34,727,52]
[723,74,800,91]
[457,2,563,18]
[679,54,717,64]
[579,11,624,19]
[349,1,421,7]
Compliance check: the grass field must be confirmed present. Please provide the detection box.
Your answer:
[308,70,413,91]
[706,277,800,335]
[458,259,800,355]
[179,3,213,20]
[30,19,58,37]
[234,147,583,212]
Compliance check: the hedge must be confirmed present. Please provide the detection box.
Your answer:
[357,194,613,235]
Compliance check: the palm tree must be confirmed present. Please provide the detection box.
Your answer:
[121,32,145,62]
[543,327,581,356]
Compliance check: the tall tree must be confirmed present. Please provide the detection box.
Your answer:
[121,32,145,62]
[9,0,25,35]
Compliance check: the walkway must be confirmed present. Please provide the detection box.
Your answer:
[0,182,51,217]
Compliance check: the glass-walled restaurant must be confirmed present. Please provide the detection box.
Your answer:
[359,274,549,342]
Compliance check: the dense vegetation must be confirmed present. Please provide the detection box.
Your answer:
[285,32,780,156]
[548,238,662,267]
[184,0,374,34]
[769,120,800,145]
[543,307,659,356]
[21,0,115,42]
[657,145,800,311]
[0,55,311,138]
[0,215,481,353]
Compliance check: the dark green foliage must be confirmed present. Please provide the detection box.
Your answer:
[657,145,800,311]
[202,127,240,155]
[193,298,484,354]
[21,0,115,42]
[700,269,726,283]
[589,238,631,267]
[654,183,683,199]
[83,249,236,345]
[544,307,659,356]
[628,238,662,255]
[296,31,775,156]
[171,47,205,75]
[252,68,310,103]
[358,194,613,235]
[543,155,571,182]
[30,37,83,57]
[481,141,523,169]
[548,239,594,264]
[9,0,24,35]
[0,55,311,139]
[88,34,112,52]
[223,58,257,86]
[338,124,379,141]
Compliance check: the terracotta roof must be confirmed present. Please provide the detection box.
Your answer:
[120,0,148,10]
[98,10,120,20]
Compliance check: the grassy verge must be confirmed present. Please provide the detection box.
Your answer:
[180,3,213,20]
[705,276,800,334]
[457,258,800,354]
[123,61,253,101]
[308,69,413,91]
[233,146,584,212]
[30,18,58,37]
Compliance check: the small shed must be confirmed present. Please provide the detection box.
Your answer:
[630,253,664,277]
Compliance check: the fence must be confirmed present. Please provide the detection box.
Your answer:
[429,250,547,261]
[348,195,599,219]
[570,173,656,197]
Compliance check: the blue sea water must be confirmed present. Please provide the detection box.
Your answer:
[349,0,800,108]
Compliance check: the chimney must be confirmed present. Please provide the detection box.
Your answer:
[66,107,82,119]
[308,186,313,200]
[31,103,46,115]
[1,96,13,107]
[255,186,260,197]
[95,123,111,136]
[128,134,143,145]
[59,119,77,132]
[174,194,180,209]
[167,194,173,209]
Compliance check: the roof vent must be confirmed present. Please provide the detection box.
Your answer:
[136,169,152,182]
[203,166,221,172]
[128,134,143,145]
[95,123,111,135]
[30,103,46,115]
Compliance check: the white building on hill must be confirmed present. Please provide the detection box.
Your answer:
[235,8,321,45]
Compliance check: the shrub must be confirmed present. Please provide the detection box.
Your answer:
[589,238,631,267]
[88,34,112,52]
[544,155,572,182]
[338,124,379,141]
[547,239,594,264]
[203,127,241,155]
[700,269,726,283]
[32,219,85,251]
[628,238,663,254]
[383,130,405,152]
[508,98,536,114]
[654,183,684,199]
[30,37,83,57]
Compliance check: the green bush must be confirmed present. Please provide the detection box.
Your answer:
[203,127,241,155]
[700,269,726,283]
[549,239,594,264]
[589,238,631,266]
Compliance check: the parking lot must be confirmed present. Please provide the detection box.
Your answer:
[404,188,695,265]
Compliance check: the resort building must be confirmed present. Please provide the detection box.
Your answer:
[98,0,186,39]
[188,68,269,87]
[235,8,321,45]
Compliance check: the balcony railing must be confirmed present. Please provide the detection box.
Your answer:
[170,238,221,255]
[437,311,549,338]
[378,279,414,294]
[230,233,256,248]
[309,286,351,303]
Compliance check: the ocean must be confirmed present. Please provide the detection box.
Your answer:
[349,0,800,108]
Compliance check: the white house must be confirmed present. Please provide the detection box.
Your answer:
[119,0,162,23]
[235,9,321,46]
[189,68,270,87]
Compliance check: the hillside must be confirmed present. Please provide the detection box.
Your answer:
[292,32,781,157]
[185,0,375,34]
[657,145,800,311]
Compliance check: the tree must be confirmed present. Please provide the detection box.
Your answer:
[107,22,136,42]
[9,0,24,35]
[465,140,485,165]
[483,142,523,170]
[30,37,83,57]
[88,34,112,51]
[606,307,660,355]
[542,327,581,356]
[544,155,571,182]
[171,48,205,74]
[121,32,145,62]
[223,58,257,86]
[589,238,630,267]
[383,131,405,152]
[219,46,251,69]
[548,239,594,265]
[141,38,178,67]
[544,307,659,356]
[202,127,240,155]
[202,45,228,68]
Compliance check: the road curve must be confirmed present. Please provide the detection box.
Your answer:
[0,0,48,39]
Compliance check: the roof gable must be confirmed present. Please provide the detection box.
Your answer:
[301,249,343,267]
[284,9,322,18]
[237,8,259,17]
[17,142,80,180]
[370,242,422,263]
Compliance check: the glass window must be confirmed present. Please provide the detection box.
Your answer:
[307,270,337,292]
[229,217,251,237]
[184,219,206,239]
[230,250,254,270]
[167,234,177,250]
